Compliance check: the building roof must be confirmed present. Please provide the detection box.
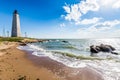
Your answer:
[13,10,18,14]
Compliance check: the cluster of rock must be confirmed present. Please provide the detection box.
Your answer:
[19,39,48,46]
[90,44,118,56]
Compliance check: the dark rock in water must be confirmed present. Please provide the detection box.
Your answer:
[90,44,118,56]
[90,45,100,53]
[19,43,27,46]
[111,51,118,55]
[99,44,115,52]
[62,40,68,43]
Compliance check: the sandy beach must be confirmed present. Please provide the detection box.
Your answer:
[0,42,104,80]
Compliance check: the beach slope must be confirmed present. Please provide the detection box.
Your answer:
[0,42,103,80]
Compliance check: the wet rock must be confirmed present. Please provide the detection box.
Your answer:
[90,44,118,56]
[19,43,27,46]
[62,40,68,43]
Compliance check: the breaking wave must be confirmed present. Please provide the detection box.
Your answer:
[17,38,120,80]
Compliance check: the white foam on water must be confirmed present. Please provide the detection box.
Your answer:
[17,45,35,51]
[32,51,47,57]
[27,44,45,51]
[17,44,120,80]
[96,52,120,61]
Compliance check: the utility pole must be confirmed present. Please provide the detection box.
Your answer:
[3,27,6,37]
[25,32,27,38]
[7,31,9,37]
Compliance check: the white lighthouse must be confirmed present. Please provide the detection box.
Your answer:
[11,10,21,37]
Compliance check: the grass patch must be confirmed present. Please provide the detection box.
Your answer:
[0,41,2,44]
[0,37,38,42]
[0,37,24,42]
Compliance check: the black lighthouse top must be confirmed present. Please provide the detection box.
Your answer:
[13,10,18,14]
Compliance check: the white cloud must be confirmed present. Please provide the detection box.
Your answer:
[63,5,70,13]
[63,4,82,22]
[76,17,102,25]
[59,23,66,32]
[60,23,66,27]
[77,27,98,38]
[79,0,99,14]
[63,0,120,23]
[77,28,120,38]
[63,0,99,22]
[98,0,115,7]
[93,20,120,30]
[61,0,120,38]
[77,20,120,38]
[112,0,120,9]
[98,0,120,9]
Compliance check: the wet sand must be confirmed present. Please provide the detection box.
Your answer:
[0,42,104,80]
[27,53,104,80]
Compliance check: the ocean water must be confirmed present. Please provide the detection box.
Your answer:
[18,38,120,80]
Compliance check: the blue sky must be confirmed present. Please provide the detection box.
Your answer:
[0,0,120,38]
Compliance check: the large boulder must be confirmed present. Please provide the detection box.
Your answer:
[99,44,115,52]
[90,44,118,56]
[90,45,100,53]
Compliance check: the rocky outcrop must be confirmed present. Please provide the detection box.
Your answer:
[90,44,118,56]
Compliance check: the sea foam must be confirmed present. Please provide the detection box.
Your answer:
[17,43,120,80]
